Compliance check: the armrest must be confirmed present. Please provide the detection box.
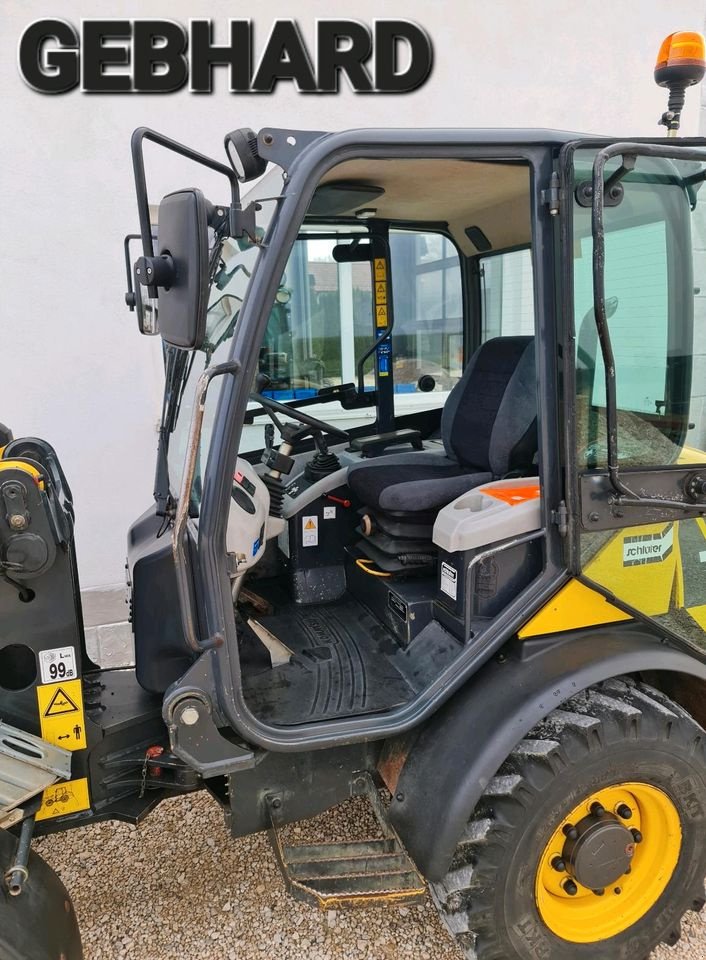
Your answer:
[347,428,424,458]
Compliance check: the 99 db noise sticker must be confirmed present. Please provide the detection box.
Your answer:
[38,645,77,684]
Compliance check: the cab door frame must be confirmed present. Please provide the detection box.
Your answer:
[188,130,565,752]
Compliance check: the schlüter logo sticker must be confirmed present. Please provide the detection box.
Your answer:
[623,524,674,567]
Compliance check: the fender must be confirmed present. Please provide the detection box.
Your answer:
[389,623,706,881]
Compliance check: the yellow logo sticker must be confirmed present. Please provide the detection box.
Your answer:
[36,678,86,751]
[36,777,90,821]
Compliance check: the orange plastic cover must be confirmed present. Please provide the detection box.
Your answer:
[479,483,540,506]
[655,32,705,69]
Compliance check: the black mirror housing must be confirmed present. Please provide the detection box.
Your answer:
[154,188,210,350]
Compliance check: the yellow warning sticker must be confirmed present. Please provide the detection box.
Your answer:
[376,304,388,328]
[36,777,90,821]
[374,258,386,281]
[375,280,387,305]
[36,679,86,751]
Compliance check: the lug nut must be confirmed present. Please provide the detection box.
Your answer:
[593,888,605,896]
[590,802,605,816]
[616,803,633,820]
[563,879,578,896]
[563,825,578,840]
[551,857,566,873]
[631,829,643,844]
[625,866,632,875]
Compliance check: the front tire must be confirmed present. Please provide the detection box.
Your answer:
[0,826,83,960]
[431,678,706,960]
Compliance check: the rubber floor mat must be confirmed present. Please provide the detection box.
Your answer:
[241,599,413,724]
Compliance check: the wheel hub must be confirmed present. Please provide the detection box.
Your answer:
[535,782,682,943]
[562,810,635,890]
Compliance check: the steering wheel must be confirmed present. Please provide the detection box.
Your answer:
[250,392,349,442]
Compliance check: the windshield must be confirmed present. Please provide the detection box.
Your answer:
[165,186,280,504]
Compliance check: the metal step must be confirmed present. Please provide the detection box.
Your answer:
[0,721,72,825]
[267,774,426,909]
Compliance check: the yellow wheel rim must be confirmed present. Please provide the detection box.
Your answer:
[535,782,682,943]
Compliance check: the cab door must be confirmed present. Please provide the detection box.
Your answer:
[562,140,706,651]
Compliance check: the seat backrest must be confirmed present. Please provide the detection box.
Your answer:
[441,337,536,476]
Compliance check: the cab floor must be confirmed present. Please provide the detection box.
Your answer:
[240,596,414,725]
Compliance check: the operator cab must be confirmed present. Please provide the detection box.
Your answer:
[236,168,542,725]
[127,148,546,726]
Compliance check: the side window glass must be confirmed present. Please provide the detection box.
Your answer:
[389,231,464,412]
[575,221,669,420]
[480,248,535,340]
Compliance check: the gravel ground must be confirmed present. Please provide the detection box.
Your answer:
[35,792,705,960]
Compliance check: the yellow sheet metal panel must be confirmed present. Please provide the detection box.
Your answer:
[519,579,631,639]
[583,522,679,618]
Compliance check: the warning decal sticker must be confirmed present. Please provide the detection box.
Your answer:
[36,777,90,821]
[36,678,87,751]
[373,259,389,329]
[302,515,319,547]
[44,686,80,717]
[440,561,458,600]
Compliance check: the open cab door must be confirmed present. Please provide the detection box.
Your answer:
[561,137,706,653]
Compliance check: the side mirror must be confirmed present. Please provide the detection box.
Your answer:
[155,188,210,350]
[134,188,211,350]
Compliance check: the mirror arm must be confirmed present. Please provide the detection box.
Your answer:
[131,126,241,297]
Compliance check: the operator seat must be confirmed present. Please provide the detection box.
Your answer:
[347,336,537,571]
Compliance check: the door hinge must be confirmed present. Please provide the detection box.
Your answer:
[551,500,569,537]
[541,172,561,216]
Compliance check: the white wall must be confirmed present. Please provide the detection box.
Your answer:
[1,0,704,589]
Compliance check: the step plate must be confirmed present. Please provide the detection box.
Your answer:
[0,721,72,817]
[267,780,427,909]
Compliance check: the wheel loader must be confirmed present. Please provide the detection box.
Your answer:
[4,30,706,960]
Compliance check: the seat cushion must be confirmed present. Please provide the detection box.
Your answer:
[348,452,491,513]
